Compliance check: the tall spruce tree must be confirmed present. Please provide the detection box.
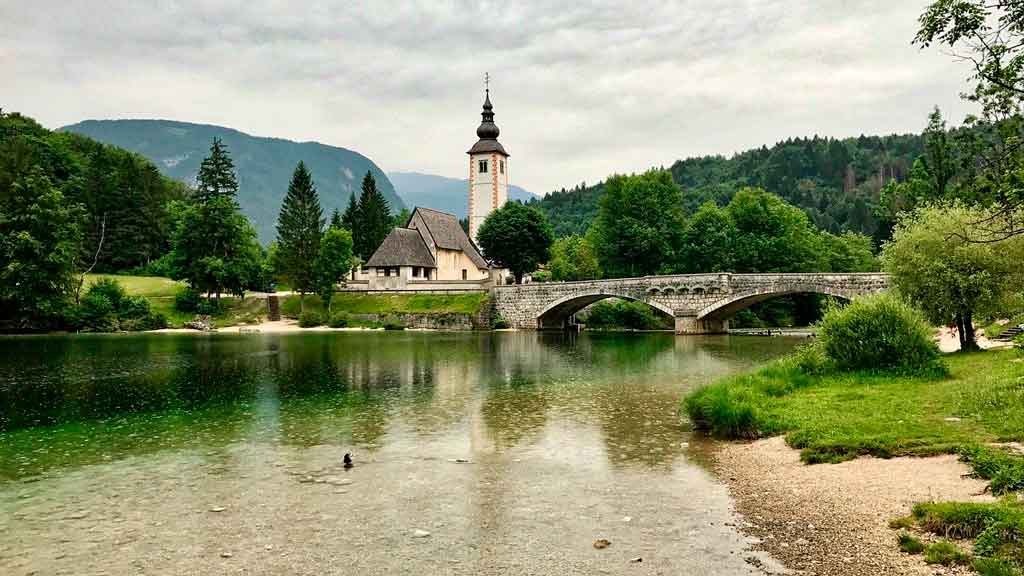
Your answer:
[276,161,324,307]
[355,171,391,260]
[194,138,238,203]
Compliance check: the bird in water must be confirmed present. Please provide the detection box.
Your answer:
[343,453,353,469]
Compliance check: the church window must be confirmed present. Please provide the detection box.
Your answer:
[462,269,468,280]
[500,160,505,174]
[478,159,488,173]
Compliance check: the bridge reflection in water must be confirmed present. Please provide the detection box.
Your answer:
[492,272,889,334]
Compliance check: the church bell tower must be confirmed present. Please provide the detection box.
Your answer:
[467,75,509,242]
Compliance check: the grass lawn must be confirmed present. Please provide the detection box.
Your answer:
[280,292,488,318]
[685,350,1024,463]
[83,273,186,298]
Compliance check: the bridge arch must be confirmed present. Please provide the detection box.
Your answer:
[536,292,674,330]
[697,285,855,322]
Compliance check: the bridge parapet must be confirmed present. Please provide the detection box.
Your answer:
[491,273,889,333]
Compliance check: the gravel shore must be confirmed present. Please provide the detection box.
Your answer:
[715,437,993,576]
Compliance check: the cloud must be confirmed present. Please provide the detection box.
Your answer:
[0,1,976,194]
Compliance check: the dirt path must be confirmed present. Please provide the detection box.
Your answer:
[714,437,992,576]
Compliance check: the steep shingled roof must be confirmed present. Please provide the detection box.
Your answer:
[364,228,435,268]
[412,207,489,269]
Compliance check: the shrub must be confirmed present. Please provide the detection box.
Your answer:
[972,558,1020,576]
[77,292,119,332]
[684,384,762,439]
[816,293,943,374]
[960,445,1024,495]
[924,540,971,566]
[897,533,925,554]
[328,311,350,328]
[584,299,669,330]
[196,299,222,316]
[492,315,510,330]
[174,288,202,313]
[298,310,323,328]
[531,270,551,283]
[382,316,405,330]
[1015,333,1024,354]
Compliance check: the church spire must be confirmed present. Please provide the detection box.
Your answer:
[477,74,499,140]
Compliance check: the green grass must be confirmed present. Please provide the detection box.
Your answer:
[83,273,186,298]
[280,292,488,318]
[909,501,1024,574]
[684,350,1024,463]
[925,540,972,566]
[898,533,926,554]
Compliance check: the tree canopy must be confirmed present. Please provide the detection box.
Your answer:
[354,171,392,261]
[477,202,554,284]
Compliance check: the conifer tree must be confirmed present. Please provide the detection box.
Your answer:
[329,208,343,230]
[355,171,391,260]
[276,162,324,307]
[194,138,238,203]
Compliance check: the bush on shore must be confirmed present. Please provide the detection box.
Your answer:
[815,293,944,375]
[328,311,350,328]
[298,310,323,328]
[74,278,167,332]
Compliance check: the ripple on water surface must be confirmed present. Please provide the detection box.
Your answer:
[0,331,798,574]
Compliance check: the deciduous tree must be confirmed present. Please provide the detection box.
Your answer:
[477,202,554,284]
[314,227,353,312]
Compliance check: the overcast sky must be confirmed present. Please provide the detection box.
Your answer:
[1,1,976,194]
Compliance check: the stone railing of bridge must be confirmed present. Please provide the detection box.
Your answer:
[490,273,889,334]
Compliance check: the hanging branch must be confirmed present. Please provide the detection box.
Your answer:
[75,213,106,305]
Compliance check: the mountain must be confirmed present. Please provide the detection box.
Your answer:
[388,171,536,218]
[61,119,403,244]
[531,132,926,242]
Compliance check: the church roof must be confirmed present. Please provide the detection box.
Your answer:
[412,207,489,269]
[364,228,435,268]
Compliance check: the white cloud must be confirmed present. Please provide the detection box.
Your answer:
[0,0,976,194]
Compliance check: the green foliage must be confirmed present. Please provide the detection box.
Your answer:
[911,500,1024,571]
[1015,334,1024,354]
[972,557,1021,576]
[74,278,166,332]
[194,138,238,202]
[588,171,685,277]
[174,287,202,313]
[477,202,554,284]
[684,349,1024,463]
[960,446,1024,496]
[583,300,671,330]
[382,316,406,330]
[924,540,971,566]
[492,315,510,329]
[313,227,353,312]
[897,533,925,554]
[354,171,392,261]
[531,270,551,283]
[0,167,82,330]
[727,187,826,273]
[883,203,1024,350]
[548,234,601,281]
[815,293,944,374]
[677,202,735,273]
[280,292,487,318]
[327,311,350,328]
[298,310,323,328]
[329,208,343,230]
[275,161,324,296]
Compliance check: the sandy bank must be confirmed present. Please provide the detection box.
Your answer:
[714,436,991,575]
[935,326,1011,353]
[152,320,385,334]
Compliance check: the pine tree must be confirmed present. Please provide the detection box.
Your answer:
[329,208,343,230]
[355,171,391,260]
[194,138,238,203]
[275,162,324,307]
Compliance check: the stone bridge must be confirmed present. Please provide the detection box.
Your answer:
[491,273,889,334]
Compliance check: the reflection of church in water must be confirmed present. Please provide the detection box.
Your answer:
[354,80,512,290]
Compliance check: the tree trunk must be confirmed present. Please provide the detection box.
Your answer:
[962,309,980,351]
[514,271,523,285]
[299,291,305,314]
[955,313,966,350]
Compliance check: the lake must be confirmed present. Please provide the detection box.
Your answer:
[0,331,799,575]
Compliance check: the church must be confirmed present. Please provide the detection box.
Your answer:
[355,86,511,290]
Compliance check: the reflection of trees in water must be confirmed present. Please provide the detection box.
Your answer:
[479,369,550,450]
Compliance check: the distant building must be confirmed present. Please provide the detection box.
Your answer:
[360,207,491,290]
[354,83,512,291]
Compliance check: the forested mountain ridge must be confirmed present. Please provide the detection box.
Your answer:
[389,171,536,218]
[532,133,926,241]
[61,119,402,244]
